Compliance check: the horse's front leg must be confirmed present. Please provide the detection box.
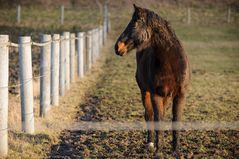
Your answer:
[141,91,154,150]
[172,92,185,154]
[151,94,165,153]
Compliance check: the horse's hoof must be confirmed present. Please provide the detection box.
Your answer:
[148,142,155,152]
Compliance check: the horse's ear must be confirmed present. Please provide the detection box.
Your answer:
[133,4,139,11]
[133,4,144,14]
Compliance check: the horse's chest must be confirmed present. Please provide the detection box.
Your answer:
[136,52,175,96]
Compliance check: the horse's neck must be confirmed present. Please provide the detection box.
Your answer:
[151,35,186,72]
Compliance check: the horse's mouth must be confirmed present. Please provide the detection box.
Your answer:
[116,50,127,56]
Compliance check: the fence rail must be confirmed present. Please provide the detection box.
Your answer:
[0,4,110,157]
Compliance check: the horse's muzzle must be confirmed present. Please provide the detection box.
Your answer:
[115,41,127,56]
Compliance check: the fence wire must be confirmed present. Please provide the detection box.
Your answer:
[0,35,89,48]
[0,33,94,89]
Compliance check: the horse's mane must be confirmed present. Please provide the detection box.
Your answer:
[145,9,181,48]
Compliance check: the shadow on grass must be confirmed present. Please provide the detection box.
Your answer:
[47,71,149,158]
[9,130,52,157]
[9,130,52,145]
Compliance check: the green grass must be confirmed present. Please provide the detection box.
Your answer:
[0,6,102,42]
[50,19,238,157]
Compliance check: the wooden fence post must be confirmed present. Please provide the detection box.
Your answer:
[87,31,92,70]
[77,32,84,78]
[61,5,64,25]
[70,33,75,83]
[19,36,35,133]
[59,35,65,96]
[17,5,21,24]
[187,7,191,25]
[40,34,51,117]
[51,34,60,106]
[0,35,9,157]
[63,32,70,90]
[227,7,231,23]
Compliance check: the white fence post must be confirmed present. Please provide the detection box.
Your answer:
[104,3,109,33]
[61,5,64,25]
[187,7,191,25]
[100,26,103,47]
[59,35,65,96]
[51,34,60,106]
[92,30,95,64]
[95,28,99,59]
[91,29,95,64]
[227,7,231,23]
[70,33,75,83]
[40,34,51,117]
[63,32,70,90]
[87,31,92,70]
[17,5,21,24]
[0,35,9,157]
[103,19,107,44]
[77,32,84,78]
[97,28,100,57]
[19,36,35,133]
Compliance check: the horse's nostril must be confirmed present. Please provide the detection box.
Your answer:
[117,41,126,52]
[115,41,127,56]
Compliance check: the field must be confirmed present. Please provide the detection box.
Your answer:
[0,1,238,158]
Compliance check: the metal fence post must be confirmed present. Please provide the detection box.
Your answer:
[87,31,92,70]
[40,34,51,117]
[63,32,70,90]
[59,35,65,96]
[97,28,100,57]
[60,5,64,25]
[51,34,60,106]
[17,5,21,24]
[187,7,191,25]
[91,29,95,64]
[19,36,35,133]
[95,28,99,60]
[0,35,9,157]
[100,26,103,47]
[227,7,231,23]
[103,18,107,44]
[70,33,75,83]
[77,32,84,78]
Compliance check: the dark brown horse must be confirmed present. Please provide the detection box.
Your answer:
[115,4,191,154]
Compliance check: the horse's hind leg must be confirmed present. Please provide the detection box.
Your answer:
[151,94,165,152]
[141,91,154,148]
[172,92,185,153]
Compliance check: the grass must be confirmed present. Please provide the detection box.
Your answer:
[0,1,239,158]
[50,13,238,158]
[49,21,239,157]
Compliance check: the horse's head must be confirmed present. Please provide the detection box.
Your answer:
[115,4,152,56]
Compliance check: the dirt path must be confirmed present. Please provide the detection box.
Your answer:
[48,39,238,158]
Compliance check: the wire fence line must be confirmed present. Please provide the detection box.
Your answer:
[0,36,88,48]
[0,4,110,157]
